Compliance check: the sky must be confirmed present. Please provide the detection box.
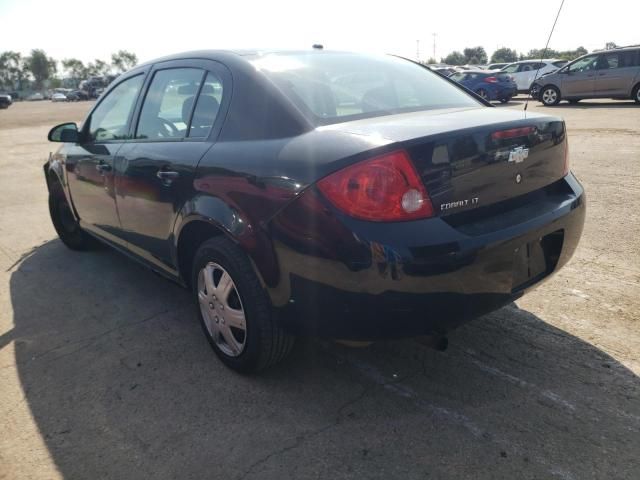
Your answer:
[1,0,638,67]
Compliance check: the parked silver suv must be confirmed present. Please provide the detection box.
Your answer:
[531,46,640,106]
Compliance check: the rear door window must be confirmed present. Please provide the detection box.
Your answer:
[188,72,224,138]
[597,53,620,70]
[620,50,640,68]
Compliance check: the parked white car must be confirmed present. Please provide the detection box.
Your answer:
[500,59,568,92]
[51,93,67,102]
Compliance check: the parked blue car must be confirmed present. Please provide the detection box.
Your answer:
[449,70,517,103]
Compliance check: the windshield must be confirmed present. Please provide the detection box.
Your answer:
[251,52,480,124]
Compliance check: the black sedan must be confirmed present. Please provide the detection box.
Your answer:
[45,49,585,372]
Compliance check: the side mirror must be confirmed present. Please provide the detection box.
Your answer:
[48,122,80,143]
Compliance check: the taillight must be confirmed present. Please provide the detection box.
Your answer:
[491,126,535,141]
[563,138,570,175]
[484,76,498,83]
[317,150,434,221]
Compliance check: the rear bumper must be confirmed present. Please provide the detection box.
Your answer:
[492,85,517,99]
[267,174,585,339]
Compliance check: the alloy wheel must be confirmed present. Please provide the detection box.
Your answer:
[197,262,247,357]
[542,88,558,105]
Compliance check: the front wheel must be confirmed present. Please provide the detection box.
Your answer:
[192,237,294,373]
[48,181,98,250]
[499,96,511,104]
[540,86,561,106]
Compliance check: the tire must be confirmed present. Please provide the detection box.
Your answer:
[475,88,489,101]
[500,96,511,104]
[192,237,294,373]
[540,85,561,106]
[633,84,640,105]
[568,99,581,104]
[48,180,98,250]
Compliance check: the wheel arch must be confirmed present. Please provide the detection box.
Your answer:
[44,156,79,222]
[173,198,280,291]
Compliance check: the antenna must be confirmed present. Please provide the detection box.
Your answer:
[524,0,565,112]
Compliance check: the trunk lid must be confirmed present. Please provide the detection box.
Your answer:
[323,107,567,216]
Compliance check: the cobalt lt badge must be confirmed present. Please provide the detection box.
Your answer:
[515,173,522,184]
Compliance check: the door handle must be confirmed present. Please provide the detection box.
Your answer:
[95,163,112,173]
[157,169,179,185]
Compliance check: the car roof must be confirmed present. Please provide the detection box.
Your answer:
[133,49,352,68]
[506,58,564,64]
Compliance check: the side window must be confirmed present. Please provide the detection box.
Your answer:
[136,68,204,140]
[520,63,533,72]
[598,53,620,70]
[88,75,143,142]
[188,72,224,138]
[502,64,519,74]
[619,51,639,68]
[450,73,465,82]
[553,61,568,68]
[569,55,598,73]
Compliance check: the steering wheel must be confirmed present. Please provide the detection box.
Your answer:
[153,117,179,138]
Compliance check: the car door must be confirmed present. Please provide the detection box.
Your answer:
[501,63,524,90]
[65,73,145,243]
[595,50,638,96]
[560,54,598,97]
[115,60,229,273]
[518,62,539,90]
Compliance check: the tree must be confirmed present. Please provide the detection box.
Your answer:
[25,49,56,89]
[490,48,518,64]
[426,57,437,64]
[521,47,587,61]
[463,46,488,65]
[86,59,111,76]
[62,58,87,79]
[0,51,27,90]
[605,42,617,50]
[442,51,466,65]
[111,50,138,73]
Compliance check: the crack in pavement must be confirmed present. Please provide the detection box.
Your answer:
[235,383,372,480]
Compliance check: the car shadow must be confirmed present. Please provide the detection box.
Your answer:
[548,100,638,109]
[7,240,640,479]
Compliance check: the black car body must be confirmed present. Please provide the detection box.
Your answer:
[0,93,12,109]
[45,50,585,371]
[66,90,89,101]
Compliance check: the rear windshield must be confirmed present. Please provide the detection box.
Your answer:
[251,52,480,124]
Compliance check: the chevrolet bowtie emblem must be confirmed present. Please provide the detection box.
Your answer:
[508,146,529,164]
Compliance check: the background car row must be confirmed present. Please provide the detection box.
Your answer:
[428,44,640,106]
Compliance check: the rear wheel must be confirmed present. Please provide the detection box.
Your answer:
[499,96,511,104]
[192,237,294,373]
[540,85,561,106]
[48,180,97,250]
[633,84,640,104]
